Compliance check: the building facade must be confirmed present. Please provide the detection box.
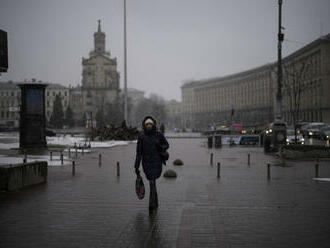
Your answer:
[45,83,70,122]
[165,100,182,130]
[80,20,120,123]
[282,35,330,125]
[0,81,20,127]
[0,80,70,127]
[181,34,330,130]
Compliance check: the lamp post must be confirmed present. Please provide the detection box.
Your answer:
[276,0,284,121]
[123,0,128,124]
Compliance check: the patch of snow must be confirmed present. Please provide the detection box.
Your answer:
[313,178,330,182]
[0,132,130,150]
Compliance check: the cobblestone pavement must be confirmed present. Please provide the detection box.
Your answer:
[1,138,330,248]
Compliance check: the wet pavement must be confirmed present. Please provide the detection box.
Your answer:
[1,138,330,248]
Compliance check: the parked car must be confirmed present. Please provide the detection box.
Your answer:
[230,123,245,134]
[239,136,259,145]
[320,126,330,140]
[300,122,326,138]
[286,129,304,144]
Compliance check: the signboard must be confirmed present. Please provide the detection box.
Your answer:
[9,106,20,112]
[26,88,44,115]
[18,84,47,149]
[0,29,8,73]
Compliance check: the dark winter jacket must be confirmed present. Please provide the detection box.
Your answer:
[134,116,169,180]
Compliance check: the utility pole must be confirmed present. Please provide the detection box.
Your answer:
[123,0,128,124]
[276,0,284,121]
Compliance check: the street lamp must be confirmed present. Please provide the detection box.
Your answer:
[276,0,284,121]
[123,0,128,124]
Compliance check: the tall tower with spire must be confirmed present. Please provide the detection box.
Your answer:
[94,20,106,54]
[80,20,120,126]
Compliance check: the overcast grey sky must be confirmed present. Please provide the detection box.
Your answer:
[1,0,329,101]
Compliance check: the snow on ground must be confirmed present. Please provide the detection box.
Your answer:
[0,132,130,150]
[47,135,130,148]
[0,132,131,166]
[313,178,330,182]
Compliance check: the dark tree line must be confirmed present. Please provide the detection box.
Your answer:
[48,94,74,128]
[48,93,167,130]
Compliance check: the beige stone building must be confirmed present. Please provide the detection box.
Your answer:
[165,100,182,129]
[78,20,120,123]
[0,80,70,127]
[181,34,330,130]
[45,83,70,122]
[0,81,20,127]
[282,34,330,125]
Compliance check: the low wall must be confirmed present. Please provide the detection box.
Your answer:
[282,145,330,159]
[0,161,47,191]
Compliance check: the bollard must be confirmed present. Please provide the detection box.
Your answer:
[99,154,102,167]
[72,161,76,176]
[210,153,214,165]
[60,152,64,165]
[75,147,78,158]
[315,163,319,178]
[23,153,27,163]
[50,151,53,161]
[74,142,76,148]
[82,147,84,155]
[248,153,250,166]
[217,162,221,178]
[68,148,71,157]
[117,161,120,177]
[267,163,271,180]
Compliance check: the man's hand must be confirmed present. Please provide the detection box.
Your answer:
[135,168,140,176]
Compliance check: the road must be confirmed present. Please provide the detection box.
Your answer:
[1,138,330,247]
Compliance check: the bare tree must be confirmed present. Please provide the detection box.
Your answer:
[283,57,310,141]
[133,94,167,127]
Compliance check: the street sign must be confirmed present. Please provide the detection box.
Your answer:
[0,29,8,73]
[9,106,20,112]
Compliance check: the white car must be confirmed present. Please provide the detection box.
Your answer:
[286,129,304,145]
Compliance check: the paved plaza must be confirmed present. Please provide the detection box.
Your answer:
[1,138,330,247]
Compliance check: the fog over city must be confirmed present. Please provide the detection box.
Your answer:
[1,0,329,101]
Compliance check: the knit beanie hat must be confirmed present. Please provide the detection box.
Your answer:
[144,118,154,125]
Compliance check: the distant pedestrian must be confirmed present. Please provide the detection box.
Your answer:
[159,123,165,134]
[134,116,169,212]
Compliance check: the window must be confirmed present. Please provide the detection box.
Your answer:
[11,92,14,96]
[6,111,9,118]
[65,92,67,96]
[47,91,49,96]
[53,92,55,96]
[47,101,50,107]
